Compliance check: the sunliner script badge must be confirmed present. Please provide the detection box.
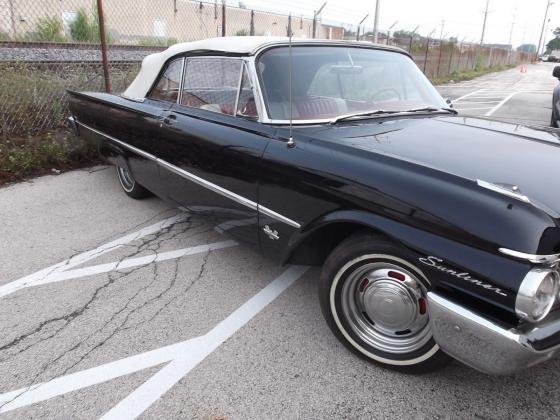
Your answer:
[419,256,508,297]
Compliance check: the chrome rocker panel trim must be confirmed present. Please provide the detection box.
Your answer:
[498,248,560,264]
[75,120,301,229]
[428,292,560,375]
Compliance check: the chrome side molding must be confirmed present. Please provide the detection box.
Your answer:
[76,120,301,229]
[499,248,560,264]
[476,179,530,203]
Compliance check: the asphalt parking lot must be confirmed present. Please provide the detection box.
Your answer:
[1,62,560,419]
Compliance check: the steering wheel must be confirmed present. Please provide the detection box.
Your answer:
[369,88,402,101]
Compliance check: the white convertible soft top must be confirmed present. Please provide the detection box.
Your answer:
[123,36,289,100]
[122,36,405,100]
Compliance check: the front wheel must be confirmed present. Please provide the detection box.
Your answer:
[319,233,450,373]
[116,164,151,199]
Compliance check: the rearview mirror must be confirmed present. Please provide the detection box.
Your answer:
[330,65,363,74]
[553,66,560,79]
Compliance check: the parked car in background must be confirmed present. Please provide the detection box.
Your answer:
[69,37,560,375]
[552,66,560,127]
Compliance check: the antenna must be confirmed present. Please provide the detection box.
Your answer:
[287,15,295,148]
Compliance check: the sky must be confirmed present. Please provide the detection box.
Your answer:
[238,0,559,49]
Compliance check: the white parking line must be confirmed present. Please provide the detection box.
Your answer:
[450,89,484,103]
[0,265,309,416]
[454,107,495,111]
[485,92,519,116]
[0,213,187,299]
[31,240,238,287]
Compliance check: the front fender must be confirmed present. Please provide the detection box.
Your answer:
[286,209,530,321]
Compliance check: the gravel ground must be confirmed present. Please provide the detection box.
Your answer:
[0,47,159,62]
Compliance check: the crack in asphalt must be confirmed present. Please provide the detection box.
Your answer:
[0,211,227,413]
[0,215,187,358]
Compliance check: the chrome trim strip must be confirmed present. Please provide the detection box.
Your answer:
[499,248,560,264]
[476,179,530,203]
[76,120,301,229]
[258,205,301,229]
[156,159,257,211]
[76,120,157,161]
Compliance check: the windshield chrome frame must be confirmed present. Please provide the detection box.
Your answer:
[249,42,445,125]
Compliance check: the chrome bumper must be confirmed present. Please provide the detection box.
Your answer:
[66,115,79,136]
[428,292,560,375]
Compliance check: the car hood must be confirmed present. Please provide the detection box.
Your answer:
[302,115,560,214]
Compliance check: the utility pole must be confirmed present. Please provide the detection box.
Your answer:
[480,0,490,45]
[537,0,553,57]
[312,2,327,39]
[373,0,381,43]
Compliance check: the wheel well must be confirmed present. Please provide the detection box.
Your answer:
[285,222,388,266]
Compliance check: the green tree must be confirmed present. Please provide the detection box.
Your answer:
[517,43,536,53]
[392,29,415,39]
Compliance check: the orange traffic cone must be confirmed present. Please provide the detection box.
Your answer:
[520,64,527,73]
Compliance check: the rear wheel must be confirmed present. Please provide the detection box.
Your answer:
[319,233,450,373]
[116,164,151,199]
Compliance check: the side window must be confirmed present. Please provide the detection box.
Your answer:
[149,58,184,103]
[236,64,258,118]
[180,58,242,115]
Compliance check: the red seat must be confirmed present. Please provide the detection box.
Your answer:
[295,97,343,119]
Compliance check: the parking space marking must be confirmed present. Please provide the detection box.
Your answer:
[450,88,484,103]
[32,240,238,286]
[0,213,187,299]
[0,265,309,416]
[485,92,518,116]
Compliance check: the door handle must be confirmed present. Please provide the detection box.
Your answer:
[162,113,177,126]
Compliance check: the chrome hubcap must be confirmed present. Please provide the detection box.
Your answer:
[117,166,134,192]
[341,261,432,354]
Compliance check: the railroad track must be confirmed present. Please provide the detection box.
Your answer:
[0,41,166,51]
[0,60,140,67]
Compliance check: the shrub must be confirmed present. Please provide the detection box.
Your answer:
[235,29,249,36]
[35,16,66,42]
[141,37,178,47]
[69,7,111,43]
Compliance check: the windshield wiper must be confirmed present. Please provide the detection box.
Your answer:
[330,106,457,124]
[330,109,398,124]
[403,106,458,115]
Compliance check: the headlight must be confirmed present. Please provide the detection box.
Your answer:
[516,268,559,322]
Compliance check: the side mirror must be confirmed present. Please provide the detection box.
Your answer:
[553,66,560,79]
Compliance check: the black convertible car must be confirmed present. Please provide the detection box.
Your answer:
[69,37,560,375]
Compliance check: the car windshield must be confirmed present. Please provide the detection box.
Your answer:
[257,46,447,121]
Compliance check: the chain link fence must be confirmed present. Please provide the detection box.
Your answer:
[0,0,532,140]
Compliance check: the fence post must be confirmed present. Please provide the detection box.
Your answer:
[423,37,430,73]
[312,12,317,38]
[448,42,454,74]
[221,0,226,36]
[436,40,443,77]
[287,14,292,36]
[96,0,111,93]
[250,10,255,35]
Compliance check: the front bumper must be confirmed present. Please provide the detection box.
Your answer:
[428,292,560,374]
